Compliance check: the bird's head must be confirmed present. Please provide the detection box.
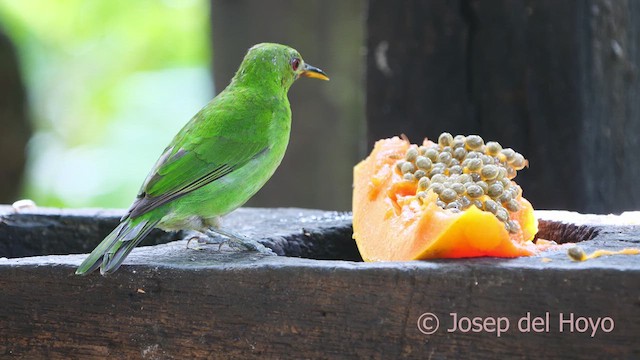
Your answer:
[233,43,329,91]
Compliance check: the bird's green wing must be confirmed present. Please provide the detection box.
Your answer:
[126,131,269,220]
[78,123,270,275]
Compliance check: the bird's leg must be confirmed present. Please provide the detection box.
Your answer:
[185,232,203,250]
[185,231,225,250]
[204,227,273,254]
[186,236,196,249]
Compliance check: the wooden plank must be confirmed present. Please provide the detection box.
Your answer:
[365,0,640,213]
[0,207,180,258]
[0,206,358,261]
[2,253,639,359]
[1,207,639,358]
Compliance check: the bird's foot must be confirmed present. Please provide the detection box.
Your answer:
[204,228,274,255]
[185,232,226,251]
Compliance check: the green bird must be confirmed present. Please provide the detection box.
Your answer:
[76,43,329,275]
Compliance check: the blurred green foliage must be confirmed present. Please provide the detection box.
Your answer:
[0,0,212,208]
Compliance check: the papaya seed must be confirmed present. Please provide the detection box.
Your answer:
[401,162,415,174]
[485,141,502,156]
[405,147,419,162]
[438,132,454,148]
[465,135,484,150]
[414,170,427,179]
[416,156,432,170]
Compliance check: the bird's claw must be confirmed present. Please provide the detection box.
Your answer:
[185,232,225,250]
[185,235,202,250]
[205,228,274,255]
[185,229,273,255]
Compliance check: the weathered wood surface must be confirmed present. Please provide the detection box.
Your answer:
[0,207,179,259]
[366,0,640,214]
[1,207,639,359]
[0,206,357,261]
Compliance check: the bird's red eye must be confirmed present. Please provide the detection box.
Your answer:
[291,58,300,71]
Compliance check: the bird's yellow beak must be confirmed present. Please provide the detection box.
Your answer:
[300,63,329,81]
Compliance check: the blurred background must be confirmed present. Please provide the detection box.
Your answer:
[0,0,365,211]
[0,0,638,213]
[0,0,216,208]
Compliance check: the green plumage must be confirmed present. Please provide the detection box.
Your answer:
[77,43,328,275]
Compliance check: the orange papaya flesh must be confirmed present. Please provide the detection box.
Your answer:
[353,136,538,262]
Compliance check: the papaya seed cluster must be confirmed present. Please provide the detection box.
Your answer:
[395,133,528,233]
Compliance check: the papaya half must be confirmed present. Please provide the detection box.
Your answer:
[353,134,538,262]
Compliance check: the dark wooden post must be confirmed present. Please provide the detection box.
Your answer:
[0,30,30,203]
[366,0,640,213]
[211,0,365,211]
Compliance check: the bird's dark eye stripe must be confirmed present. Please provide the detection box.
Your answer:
[291,58,300,71]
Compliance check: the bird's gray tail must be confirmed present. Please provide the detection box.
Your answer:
[76,217,159,276]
